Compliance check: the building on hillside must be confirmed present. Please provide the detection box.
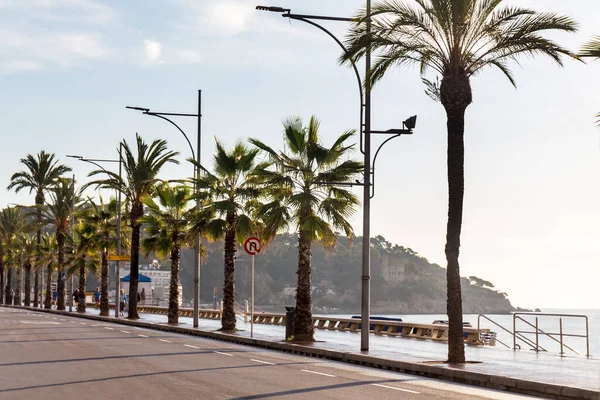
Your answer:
[380,256,406,284]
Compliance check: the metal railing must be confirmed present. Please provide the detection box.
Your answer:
[513,312,589,357]
[478,312,590,357]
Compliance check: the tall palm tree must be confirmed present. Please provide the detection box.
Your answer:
[580,36,600,125]
[193,141,261,331]
[141,183,193,324]
[342,0,577,362]
[40,178,78,311]
[251,116,362,341]
[40,232,58,309]
[0,207,27,305]
[15,233,36,306]
[87,134,179,319]
[7,151,71,307]
[78,198,123,316]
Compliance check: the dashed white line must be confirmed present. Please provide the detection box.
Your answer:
[251,359,275,365]
[138,334,148,338]
[371,384,420,394]
[91,324,98,327]
[120,330,130,334]
[104,327,114,331]
[301,370,336,378]
[214,351,233,357]
[158,339,172,343]
[184,344,200,349]
[79,322,87,325]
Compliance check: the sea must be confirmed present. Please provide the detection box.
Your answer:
[333,309,600,357]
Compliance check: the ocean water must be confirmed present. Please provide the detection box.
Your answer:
[334,309,600,357]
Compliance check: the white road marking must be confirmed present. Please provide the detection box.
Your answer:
[138,334,148,338]
[20,321,59,325]
[214,351,233,357]
[184,344,199,349]
[120,330,130,334]
[251,359,275,365]
[79,322,87,325]
[301,370,336,378]
[104,327,114,331]
[158,339,172,343]
[371,384,420,394]
[91,324,98,327]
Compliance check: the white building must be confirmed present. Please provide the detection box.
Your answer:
[121,260,182,306]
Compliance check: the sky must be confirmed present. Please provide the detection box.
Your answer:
[0,0,599,310]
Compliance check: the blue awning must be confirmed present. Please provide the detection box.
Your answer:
[121,274,152,283]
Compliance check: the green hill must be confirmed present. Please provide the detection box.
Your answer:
[174,233,515,314]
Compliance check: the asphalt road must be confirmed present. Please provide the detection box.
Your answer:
[0,308,539,400]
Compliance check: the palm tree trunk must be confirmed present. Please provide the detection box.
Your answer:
[127,202,143,319]
[77,263,86,313]
[15,265,22,305]
[294,229,314,342]
[0,252,4,304]
[100,250,109,316]
[44,264,52,309]
[24,261,31,306]
[33,269,39,307]
[168,242,181,324]
[5,266,13,305]
[56,233,65,311]
[441,74,472,364]
[34,193,43,308]
[221,212,237,331]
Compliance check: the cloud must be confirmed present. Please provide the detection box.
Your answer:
[1,60,44,74]
[144,40,163,65]
[0,0,119,25]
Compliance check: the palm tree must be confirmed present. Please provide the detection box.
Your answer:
[580,36,600,125]
[87,134,179,319]
[0,207,27,305]
[40,178,78,311]
[251,116,362,341]
[141,183,193,324]
[78,198,122,316]
[7,151,71,307]
[40,232,58,309]
[193,141,261,331]
[342,0,577,362]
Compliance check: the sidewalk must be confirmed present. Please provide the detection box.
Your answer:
[11,305,600,400]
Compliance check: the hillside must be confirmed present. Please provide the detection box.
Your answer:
[174,233,515,314]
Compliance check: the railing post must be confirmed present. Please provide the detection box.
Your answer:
[244,300,249,323]
[559,317,564,356]
[585,317,590,358]
[513,314,516,351]
[535,317,539,353]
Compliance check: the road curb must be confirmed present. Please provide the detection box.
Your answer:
[5,305,598,400]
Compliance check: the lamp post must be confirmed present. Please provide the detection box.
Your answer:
[67,149,122,318]
[126,90,202,328]
[257,3,416,350]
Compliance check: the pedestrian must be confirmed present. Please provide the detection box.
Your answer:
[73,288,79,306]
[93,287,100,309]
[140,288,146,303]
[119,288,127,317]
[52,289,58,307]
[137,291,141,304]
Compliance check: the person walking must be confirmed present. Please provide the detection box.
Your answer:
[140,288,146,304]
[119,288,127,317]
[72,288,80,307]
[93,287,100,309]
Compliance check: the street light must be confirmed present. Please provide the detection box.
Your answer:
[67,149,123,318]
[257,3,416,351]
[126,90,202,328]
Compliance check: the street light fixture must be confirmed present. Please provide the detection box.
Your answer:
[126,90,202,328]
[258,3,416,351]
[67,148,123,318]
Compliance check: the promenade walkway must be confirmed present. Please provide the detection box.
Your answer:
[12,306,600,399]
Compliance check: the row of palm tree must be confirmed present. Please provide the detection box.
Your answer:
[3,117,359,342]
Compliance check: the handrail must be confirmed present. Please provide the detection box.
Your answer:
[478,314,540,350]
[514,313,589,357]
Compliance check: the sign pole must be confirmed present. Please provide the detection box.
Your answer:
[251,254,255,338]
